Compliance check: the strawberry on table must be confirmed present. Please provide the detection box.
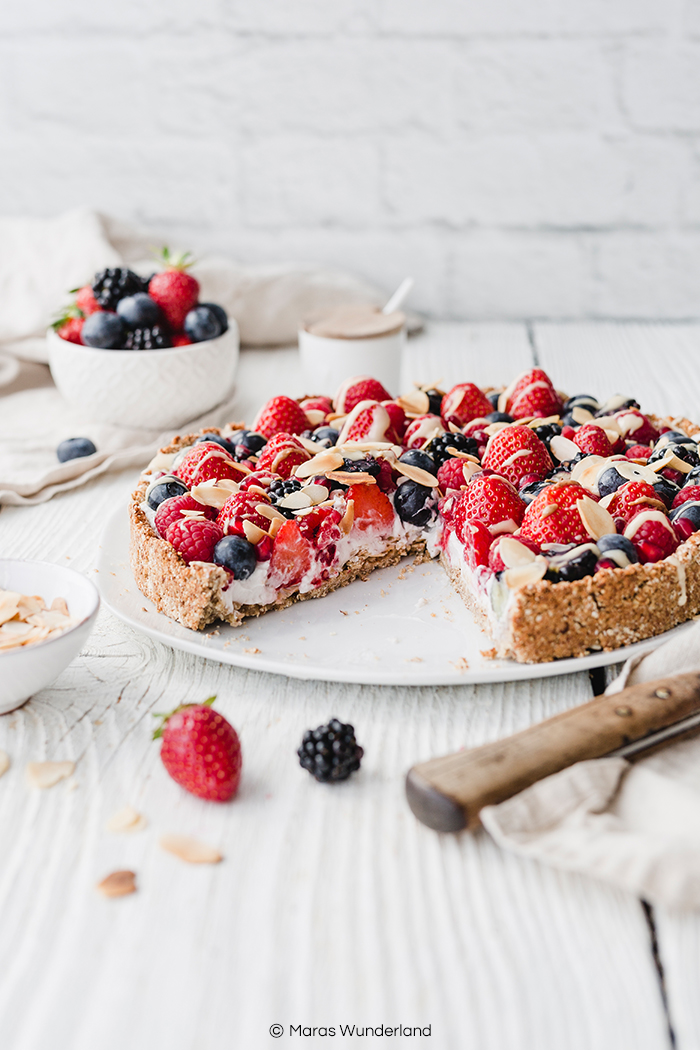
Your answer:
[459,473,525,533]
[148,247,200,331]
[334,375,391,414]
[154,696,241,802]
[520,481,596,546]
[441,382,493,427]
[175,442,249,487]
[253,395,309,439]
[166,517,223,564]
[482,425,553,486]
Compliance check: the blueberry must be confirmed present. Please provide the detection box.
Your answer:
[684,466,700,487]
[546,544,599,582]
[399,449,437,473]
[116,292,161,329]
[486,411,513,423]
[213,535,257,578]
[393,480,437,527]
[560,413,582,428]
[313,426,339,447]
[597,466,628,498]
[519,479,547,505]
[597,534,639,566]
[533,422,563,445]
[660,430,695,445]
[671,502,700,537]
[227,430,266,454]
[81,311,127,349]
[649,442,700,468]
[199,302,228,334]
[146,477,189,510]
[487,392,501,410]
[564,394,600,414]
[194,433,235,454]
[426,388,444,416]
[56,437,97,462]
[184,305,223,343]
[653,477,680,508]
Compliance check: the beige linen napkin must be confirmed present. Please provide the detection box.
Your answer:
[481,620,700,909]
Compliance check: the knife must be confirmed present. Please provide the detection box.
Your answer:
[406,672,700,832]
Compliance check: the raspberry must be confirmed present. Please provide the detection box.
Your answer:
[520,482,595,546]
[440,383,493,427]
[624,514,678,564]
[217,492,272,536]
[625,444,653,461]
[614,409,659,447]
[673,485,700,509]
[154,494,216,537]
[175,442,247,487]
[458,474,525,533]
[437,458,469,491]
[573,423,613,458]
[256,433,310,479]
[482,425,553,487]
[166,518,223,564]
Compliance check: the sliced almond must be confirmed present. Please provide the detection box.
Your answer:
[256,503,286,522]
[304,483,332,505]
[340,500,355,534]
[615,460,661,486]
[649,449,694,474]
[397,390,430,416]
[446,448,480,463]
[0,751,10,778]
[179,509,208,521]
[504,556,548,590]
[525,415,560,429]
[541,504,559,517]
[0,590,21,625]
[341,440,397,452]
[448,421,462,434]
[304,409,326,426]
[17,594,46,618]
[571,406,594,425]
[295,451,344,479]
[484,421,511,437]
[576,496,616,540]
[296,435,324,454]
[550,435,580,462]
[590,414,621,435]
[498,536,537,569]
[278,489,313,510]
[159,834,223,864]
[106,805,147,833]
[571,454,605,484]
[190,478,240,509]
[326,471,376,485]
[26,760,75,789]
[268,517,283,538]
[395,462,439,487]
[96,870,137,898]
[243,520,269,544]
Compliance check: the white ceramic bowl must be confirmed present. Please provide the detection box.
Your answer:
[298,325,404,397]
[47,321,240,429]
[0,560,100,714]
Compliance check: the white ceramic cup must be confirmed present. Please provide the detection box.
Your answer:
[298,324,405,397]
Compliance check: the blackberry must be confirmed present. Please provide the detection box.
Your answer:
[297,718,364,783]
[427,432,478,468]
[123,325,172,350]
[533,422,562,445]
[92,267,146,310]
[341,456,381,476]
[425,388,444,415]
[269,477,303,515]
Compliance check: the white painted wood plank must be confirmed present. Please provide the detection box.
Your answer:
[653,913,700,1050]
[402,321,533,392]
[534,322,700,422]
[0,328,671,1050]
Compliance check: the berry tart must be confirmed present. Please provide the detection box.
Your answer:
[129,370,700,663]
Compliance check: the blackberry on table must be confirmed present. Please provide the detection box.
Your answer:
[91,268,147,310]
[123,325,172,350]
[427,432,479,468]
[297,718,364,783]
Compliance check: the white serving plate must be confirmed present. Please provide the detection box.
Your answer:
[98,506,693,685]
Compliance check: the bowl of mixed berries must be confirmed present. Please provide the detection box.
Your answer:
[48,249,239,429]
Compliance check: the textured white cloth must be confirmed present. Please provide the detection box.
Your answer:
[481,621,700,909]
[0,208,386,504]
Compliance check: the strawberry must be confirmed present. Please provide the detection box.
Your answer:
[217,491,272,536]
[253,395,309,439]
[382,400,407,440]
[239,469,279,493]
[74,284,101,316]
[606,481,664,524]
[437,458,471,492]
[175,442,248,487]
[505,369,561,419]
[154,493,217,537]
[482,425,553,487]
[55,315,84,344]
[614,409,659,447]
[673,485,700,509]
[441,383,493,427]
[299,396,333,426]
[573,423,613,458]
[459,474,525,533]
[154,695,241,802]
[459,518,492,569]
[337,401,395,444]
[347,483,395,533]
[269,519,312,587]
[489,534,541,573]
[403,415,444,450]
[334,375,391,414]
[166,517,223,564]
[172,333,193,347]
[520,482,595,546]
[148,247,200,331]
[624,514,678,564]
[625,444,653,461]
[256,433,310,479]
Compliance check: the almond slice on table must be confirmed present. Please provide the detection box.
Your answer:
[96,870,137,898]
[159,834,223,864]
[106,805,148,833]
[504,556,548,590]
[26,761,75,789]
[395,462,439,487]
[576,496,617,540]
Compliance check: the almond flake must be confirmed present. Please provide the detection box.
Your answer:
[295,451,344,479]
[498,536,537,568]
[106,805,148,833]
[326,471,376,485]
[0,590,21,625]
[296,435,324,454]
[395,462,439,487]
[397,390,430,416]
[461,461,482,484]
[190,478,240,508]
[504,556,548,590]
[448,422,462,434]
[340,499,355,534]
[525,415,560,429]
[243,520,269,544]
[26,760,75,789]
[303,483,332,505]
[278,489,313,510]
[576,496,616,540]
[17,594,45,618]
[268,517,283,538]
[446,448,480,462]
[256,503,287,522]
[550,435,580,462]
[571,406,594,425]
[541,504,559,517]
[484,421,511,437]
[650,449,694,475]
[96,870,137,898]
[160,834,223,864]
[304,409,326,426]
[0,751,10,778]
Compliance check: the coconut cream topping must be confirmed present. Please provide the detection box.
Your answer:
[667,555,688,606]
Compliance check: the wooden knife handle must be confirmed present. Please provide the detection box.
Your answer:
[406,671,700,832]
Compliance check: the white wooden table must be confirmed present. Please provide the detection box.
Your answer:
[1,322,699,1050]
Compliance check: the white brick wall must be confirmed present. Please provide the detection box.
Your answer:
[1,0,699,319]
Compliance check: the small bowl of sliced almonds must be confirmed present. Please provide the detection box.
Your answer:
[0,560,99,713]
